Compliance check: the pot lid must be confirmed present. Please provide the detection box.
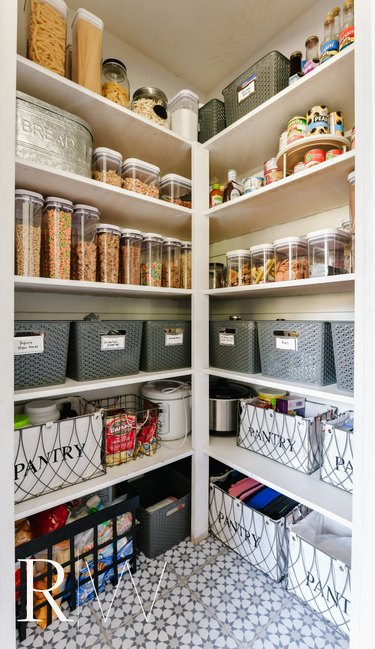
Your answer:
[209,380,253,400]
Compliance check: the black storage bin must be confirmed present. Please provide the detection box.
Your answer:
[140,320,191,372]
[14,320,70,390]
[128,465,191,559]
[198,99,226,143]
[67,319,143,381]
[222,50,290,126]
[209,320,261,374]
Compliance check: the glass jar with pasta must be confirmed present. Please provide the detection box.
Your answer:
[102,59,130,108]
[131,87,169,128]
[27,0,68,77]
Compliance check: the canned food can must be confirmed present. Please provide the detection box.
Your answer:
[279,130,288,152]
[264,158,279,174]
[306,105,329,136]
[329,111,345,136]
[287,116,307,144]
[304,149,325,168]
[264,168,283,185]
[326,149,343,161]
[293,161,306,174]
[243,176,264,194]
[351,126,355,150]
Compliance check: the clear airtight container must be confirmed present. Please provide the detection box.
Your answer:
[274,236,309,281]
[250,244,275,284]
[306,228,351,277]
[169,89,199,141]
[120,228,143,285]
[121,158,160,198]
[72,8,103,94]
[162,238,182,288]
[101,58,130,108]
[180,241,192,289]
[42,196,74,279]
[348,171,355,232]
[96,223,121,283]
[140,233,164,286]
[131,87,169,127]
[209,263,225,288]
[226,250,251,286]
[27,0,68,77]
[15,189,43,277]
[159,174,192,208]
[71,204,100,281]
[92,147,122,187]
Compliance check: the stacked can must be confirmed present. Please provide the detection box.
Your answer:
[287,116,307,144]
[306,105,329,136]
[264,158,283,185]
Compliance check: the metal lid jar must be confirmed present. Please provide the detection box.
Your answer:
[180,241,192,289]
[250,243,275,284]
[306,228,351,277]
[131,87,169,127]
[71,204,100,281]
[226,249,251,286]
[162,237,182,288]
[140,233,164,287]
[274,236,308,281]
[42,196,74,280]
[92,147,122,186]
[15,189,44,278]
[101,58,130,108]
[120,228,143,285]
[96,223,121,284]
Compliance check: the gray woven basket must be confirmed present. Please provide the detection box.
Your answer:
[331,322,354,392]
[67,320,143,381]
[257,320,336,386]
[14,320,70,390]
[198,99,226,143]
[223,50,290,126]
[209,320,261,374]
[129,466,191,559]
[139,320,191,372]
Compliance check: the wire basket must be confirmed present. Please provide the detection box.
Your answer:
[331,322,354,392]
[320,412,354,493]
[91,394,160,467]
[209,320,261,373]
[198,99,226,143]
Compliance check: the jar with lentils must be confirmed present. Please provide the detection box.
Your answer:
[71,204,100,281]
[162,237,182,288]
[120,228,143,285]
[15,189,43,277]
[96,223,121,283]
[42,196,73,279]
[140,233,163,287]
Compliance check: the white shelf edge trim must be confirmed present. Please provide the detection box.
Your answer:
[206,274,355,296]
[14,276,193,297]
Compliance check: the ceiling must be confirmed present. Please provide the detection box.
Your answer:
[68,0,311,95]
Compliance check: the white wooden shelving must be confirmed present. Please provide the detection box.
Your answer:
[207,436,352,527]
[15,437,193,521]
[207,274,355,299]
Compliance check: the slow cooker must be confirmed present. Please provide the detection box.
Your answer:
[209,379,256,436]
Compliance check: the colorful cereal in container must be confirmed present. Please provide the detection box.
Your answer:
[42,196,73,279]
[71,204,100,281]
[140,233,163,287]
[96,224,121,283]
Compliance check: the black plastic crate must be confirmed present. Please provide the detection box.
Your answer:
[140,320,191,372]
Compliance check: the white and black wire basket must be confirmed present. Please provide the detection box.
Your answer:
[320,412,354,493]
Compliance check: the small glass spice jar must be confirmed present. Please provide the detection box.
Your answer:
[42,196,74,280]
[209,262,225,289]
[180,241,192,289]
[274,236,309,281]
[120,228,143,285]
[304,35,320,75]
[15,189,44,277]
[101,58,130,108]
[250,244,275,284]
[96,223,121,283]
[92,147,122,187]
[140,233,164,287]
[162,237,182,288]
[71,204,100,281]
[226,249,251,286]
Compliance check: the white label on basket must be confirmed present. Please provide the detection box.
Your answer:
[165,333,184,346]
[14,334,44,355]
[219,333,235,346]
[275,336,298,351]
[156,402,170,436]
[237,74,256,103]
[100,335,125,351]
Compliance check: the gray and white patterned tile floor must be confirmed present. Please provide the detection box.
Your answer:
[18,536,349,649]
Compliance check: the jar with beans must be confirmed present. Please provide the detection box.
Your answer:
[120,228,143,285]
[92,147,122,187]
[162,237,182,288]
[121,158,160,198]
[226,250,251,286]
[15,189,43,277]
[274,236,309,281]
[250,244,275,284]
[96,224,121,283]
[71,204,100,281]
[42,196,73,279]
[180,241,192,289]
[140,233,163,287]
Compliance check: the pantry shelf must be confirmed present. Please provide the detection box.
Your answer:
[205,46,354,180]
[208,151,355,242]
[15,276,192,299]
[16,56,192,177]
[15,437,193,521]
[14,369,193,403]
[206,274,355,299]
[15,160,192,239]
[207,436,352,527]
[206,368,354,406]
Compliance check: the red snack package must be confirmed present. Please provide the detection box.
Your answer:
[30,504,69,537]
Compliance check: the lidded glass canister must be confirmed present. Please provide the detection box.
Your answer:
[101,58,130,108]
[120,228,143,285]
[162,237,182,288]
[140,233,164,286]
[226,249,251,286]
